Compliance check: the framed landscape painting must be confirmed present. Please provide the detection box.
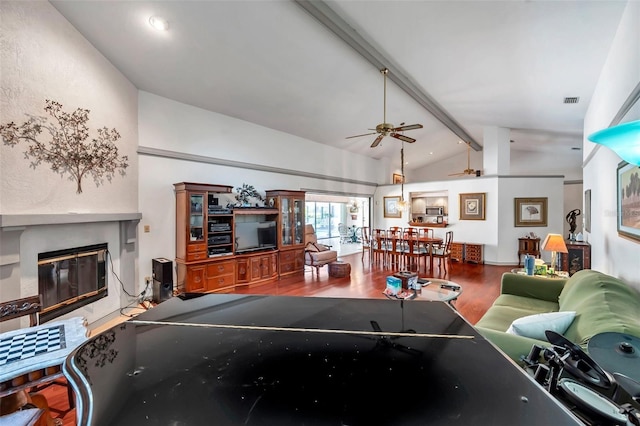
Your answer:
[617,161,640,241]
[515,197,548,227]
[459,193,486,220]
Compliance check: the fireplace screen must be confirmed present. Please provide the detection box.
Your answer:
[38,243,107,322]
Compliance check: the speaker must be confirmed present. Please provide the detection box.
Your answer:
[152,258,173,303]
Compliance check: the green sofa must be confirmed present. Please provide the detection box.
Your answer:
[475,269,640,364]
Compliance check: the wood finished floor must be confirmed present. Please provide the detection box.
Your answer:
[40,252,516,425]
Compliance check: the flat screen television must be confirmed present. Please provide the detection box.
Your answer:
[235,221,277,253]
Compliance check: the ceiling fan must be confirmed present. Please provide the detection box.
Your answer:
[346,68,423,148]
[449,142,480,176]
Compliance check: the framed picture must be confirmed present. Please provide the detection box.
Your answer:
[617,162,640,241]
[392,173,404,184]
[515,197,548,227]
[384,196,402,218]
[459,192,486,220]
[584,189,591,233]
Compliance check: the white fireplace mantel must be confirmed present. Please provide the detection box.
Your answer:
[0,213,142,229]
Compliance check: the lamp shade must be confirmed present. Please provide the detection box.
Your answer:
[588,120,640,166]
[542,233,568,253]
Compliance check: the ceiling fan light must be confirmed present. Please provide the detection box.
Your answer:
[588,120,640,165]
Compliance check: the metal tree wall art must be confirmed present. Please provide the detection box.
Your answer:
[0,99,128,193]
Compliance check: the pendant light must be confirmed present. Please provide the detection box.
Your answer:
[396,142,409,211]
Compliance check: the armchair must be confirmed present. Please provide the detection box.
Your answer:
[304,224,338,275]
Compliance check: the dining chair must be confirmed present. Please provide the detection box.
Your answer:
[360,226,372,263]
[386,228,403,269]
[372,229,388,267]
[402,230,418,251]
[432,231,454,275]
[419,228,434,239]
[338,223,349,244]
[402,232,427,272]
[0,295,41,328]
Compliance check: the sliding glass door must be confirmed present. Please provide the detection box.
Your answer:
[305,202,346,240]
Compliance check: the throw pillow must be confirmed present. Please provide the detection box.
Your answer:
[305,243,320,252]
[505,311,576,341]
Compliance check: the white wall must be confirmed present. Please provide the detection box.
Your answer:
[0,1,138,213]
[583,1,640,290]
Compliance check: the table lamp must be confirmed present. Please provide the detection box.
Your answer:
[542,233,568,274]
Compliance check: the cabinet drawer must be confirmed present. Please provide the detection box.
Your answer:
[279,250,297,262]
[186,251,207,261]
[207,273,235,290]
[466,246,482,255]
[207,260,235,277]
[280,261,295,274]
[188,243,207,253]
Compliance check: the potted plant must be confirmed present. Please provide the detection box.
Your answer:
[349,201,359,219]
[235,184,265,207]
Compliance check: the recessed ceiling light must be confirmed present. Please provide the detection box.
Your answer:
[149,16,169,31]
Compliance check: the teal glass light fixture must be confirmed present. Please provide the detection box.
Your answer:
[587,120,640,165]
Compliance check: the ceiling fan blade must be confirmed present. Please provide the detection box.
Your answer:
[393,123,423,132]
[346,132,377,139]
[390,133,416,143]
[370,134,384,148]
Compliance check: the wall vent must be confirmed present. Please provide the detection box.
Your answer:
[563,97,580,104]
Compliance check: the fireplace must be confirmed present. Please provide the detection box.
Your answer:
[38,243,108,323]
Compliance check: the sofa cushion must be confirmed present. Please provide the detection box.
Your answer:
[559,270,640,346]
[492,294,559,313]
[305,242,329,252]
[475,302,553,332]
[306,250,337,264]
[506,311,576,340]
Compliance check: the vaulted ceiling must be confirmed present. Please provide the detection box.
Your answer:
[50,0,627,172]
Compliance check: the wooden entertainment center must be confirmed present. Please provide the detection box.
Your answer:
[174,183,305,293]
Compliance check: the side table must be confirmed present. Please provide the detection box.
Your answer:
[517,237,540,267]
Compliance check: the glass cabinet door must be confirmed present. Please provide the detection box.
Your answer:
[281,197,291,246]
[189,194,204,242]
[293,198,303,244]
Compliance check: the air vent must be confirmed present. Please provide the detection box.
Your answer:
[564,97,580,104]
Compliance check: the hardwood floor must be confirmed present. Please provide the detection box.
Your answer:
[38,252,515,425]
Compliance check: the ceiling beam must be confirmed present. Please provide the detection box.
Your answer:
[293,0,482,151]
